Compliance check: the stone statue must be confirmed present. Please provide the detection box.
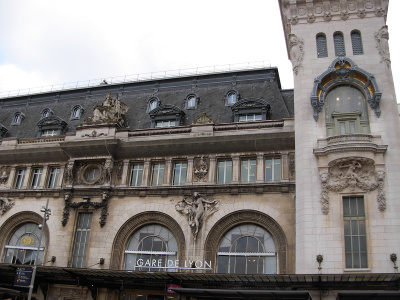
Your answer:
[174,192,219,242]
[0,197,15,215]
[0,166,10,185]
[375,25,391,68]
[85,93,129,127]
[103,160,114,184]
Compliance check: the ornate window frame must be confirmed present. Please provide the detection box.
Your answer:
[149,104,185,128]
[70,105,84,120]
[40,108,54,120]
[146,97,160,113]
[310,57,382,121]
[231,98,270,122]
[185,93,199,110]
[0,211,50,264]
[204,210,288,274]
[11,112,25,126]
[110,212,186,270]
[37,115,68,137]
[224,90,239,106]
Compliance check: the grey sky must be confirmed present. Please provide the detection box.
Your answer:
[0,1,399,100]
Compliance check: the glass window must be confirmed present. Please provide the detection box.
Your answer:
[130,163,144,187]
[71,213,93,268]
[148,98,159,112]
[4,223,46,265]
[241,159,256,183]
[173,162,187,185]
[217,224,276,274]
[14,169,26,189]
[71,105,83,120]
[265,158,281,182]
[41,109,52,119]
[334,32,346,56]
[227,92,237,105]
[155,120,177,128]
[316,33,328,58]
[41,129,58,137]
[47,167,60,188]
[151,163,165,186]
[351,30,364,55]
[218,160,232,184]
[31,168,43,189]
[124,224,178,272]
[11,112,24,125]
[343,197,367,269]
[186,95,197,109]
[239,114,262,122]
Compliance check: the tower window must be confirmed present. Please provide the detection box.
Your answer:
[334,32,346,56]
[316,33,328,58]
[351,30,364,55]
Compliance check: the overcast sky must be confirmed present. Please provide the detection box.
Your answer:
[0,1,399,101]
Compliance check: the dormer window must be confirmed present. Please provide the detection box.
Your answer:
[149,105,185,128]
[147,97,160,112]
[40,108,53,119]
[37,115,68,137]
[185,94,199,109]
[225,90,239,106]
[70,105,84,120]
[11,112,24,125]
[231,98,270,122]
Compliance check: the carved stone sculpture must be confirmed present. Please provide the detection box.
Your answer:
[0,166,10,185]
[174,192,219,242]
[375,25,391,68]
[64,161,75,185]
[0,197,14,215]
[84,93,129,127]
[319,157,386,214]
[103,159,114,184]
[288,34,304,75]
[194,156,208,181]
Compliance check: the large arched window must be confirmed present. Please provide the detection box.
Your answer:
[324,85,370,136]
[217,224,276,274]
[124,224,178,272]
[3,223,46,265]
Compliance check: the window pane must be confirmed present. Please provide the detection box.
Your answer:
[316,33,328,58]
[151,163,165,186]
[47,167,60,188]
[71,213,93,268]
[130,164,144,186]
[351,30,364,55]
[218,160,232,184]
[334,32,346,56]
[173,162,187,185]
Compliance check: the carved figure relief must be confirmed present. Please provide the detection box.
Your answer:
[0,197,14,215]
[0,166,11,185]
[76,162,105,186]
[192,112,214,125]
[64,161,75,185]
[174,192,219,242]
[319,157,386,214]
[194,156,209,182]
[103,159,114,184]
[288,34,304,75]
[375,25,391,68]
[84,93,129,127]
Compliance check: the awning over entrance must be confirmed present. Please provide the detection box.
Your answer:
[337,291,400,300]
[171,288,312,300]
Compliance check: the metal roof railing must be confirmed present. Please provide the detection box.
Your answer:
[0,61,271,99]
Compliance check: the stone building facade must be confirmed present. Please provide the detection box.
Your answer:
[0,1,399,300]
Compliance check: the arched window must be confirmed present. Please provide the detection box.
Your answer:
[40,108,53,119]
[3,223,46,265]
[316,33,328,58]
[217,224,276,274]
[334,32,346,56]
[124,224,178,272]
[225,90,239,106]
[351,30,364,55]
[11,112,24,125]
[147,97,160,113]
[70,105,83,120]
[185,94,199,109]
[324,85,370,136]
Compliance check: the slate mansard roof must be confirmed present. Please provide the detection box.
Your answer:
[0,68,294,139]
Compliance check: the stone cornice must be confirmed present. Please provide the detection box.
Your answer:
[314,141,388,156]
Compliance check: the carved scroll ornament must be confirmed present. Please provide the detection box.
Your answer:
[194,156,209,182]
[319,157,386,214]
[288,34,304,75]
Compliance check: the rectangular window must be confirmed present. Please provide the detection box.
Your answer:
[14,169,26,189]
[30,168,43,189]
[71,213,93,268]
[41,129,58,137]
[156,120,176,128]
[130,163,144,186]
[239,114,262,122]
[343,196,368,269]
[151,163,165,186]
[173,162,187,185]
[218,160,232,184]
[265,158,281,182]
[241,159,256,183]
[47,167,60,188]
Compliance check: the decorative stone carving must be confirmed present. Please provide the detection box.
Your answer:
[81,130,107,138]
[64,161,75,185]
[0,166,11,185]
[76,162,105,186]
[323,11,332,21]
[103,159,114,184]
[0,197,14,215]
[61,192,109,227]
[289,153,295,177]
[193,156,209,182]
[192,112,214,125]
[84,93,129,127]
[0,123,8,139]
[375,25,391,68]
[288,34,304,75]
[319,157,386,214]
[174,192,219,242]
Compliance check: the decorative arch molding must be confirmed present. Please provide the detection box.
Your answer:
[204,210,287,274]
[110,211,186,270]
[0,211,50,261]
[311,56,382,121]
